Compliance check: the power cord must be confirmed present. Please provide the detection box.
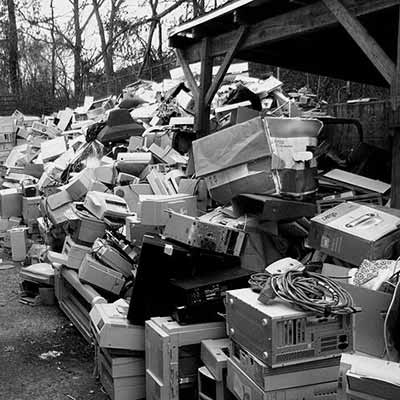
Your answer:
[256,270,357,316]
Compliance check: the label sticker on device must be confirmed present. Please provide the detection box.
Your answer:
[164,244,173,256]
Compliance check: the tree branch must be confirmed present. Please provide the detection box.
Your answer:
[87,0,187,70]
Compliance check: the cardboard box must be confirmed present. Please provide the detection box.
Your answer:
[308,202,400,265]
[192,117,277,202]
[204,158,276,203]
[265,117,322,196]
[193,117,272,178]
[90,303,144,351]
[0,188,22,217]
[322,263,392,358]
[137,194,197,226]
[79,254,125,295]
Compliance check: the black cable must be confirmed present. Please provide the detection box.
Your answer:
[267,270,356,316]
[249,273,270,292]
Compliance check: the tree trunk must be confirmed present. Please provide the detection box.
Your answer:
[138,0,158,79]
[93,0,113,94]
[158,21,162,61]
[138,19,157,78]
[107,0,118,75]
[7,0,21,97]
[50,0,56,98]
[73,0,83,102]
[192,0,205,17]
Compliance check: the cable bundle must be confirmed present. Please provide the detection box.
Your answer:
[248,273,270,292]
[259,270,356,316]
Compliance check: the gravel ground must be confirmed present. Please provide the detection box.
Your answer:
[0,264,108,400]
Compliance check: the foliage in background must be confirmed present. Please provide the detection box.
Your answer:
[0,0,390,115]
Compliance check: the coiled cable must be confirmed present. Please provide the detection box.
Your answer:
[257,270,357,316]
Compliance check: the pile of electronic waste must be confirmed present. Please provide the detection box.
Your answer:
[0,71,397,400]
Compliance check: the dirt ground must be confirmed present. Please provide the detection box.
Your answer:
[0,265,109,400]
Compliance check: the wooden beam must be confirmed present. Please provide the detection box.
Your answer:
[391,7,400,208]
[178,0,399,63]
[194,37,213,138]
[205,25,247,106]
[391,7,400,111]
[322,0,395,85]
[175,48,199,103]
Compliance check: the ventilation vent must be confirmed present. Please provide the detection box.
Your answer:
[276,349,315,363]
[320,336,338,352]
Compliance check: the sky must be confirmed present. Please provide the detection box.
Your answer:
[15,0,225,80]
[34,0,190,52]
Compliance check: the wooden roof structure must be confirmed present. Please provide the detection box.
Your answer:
[169,0,400,207]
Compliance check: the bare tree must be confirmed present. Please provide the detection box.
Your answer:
[50,0,56,98]
[6,0,21,97]
[137,0,158,78]
[192,0,205,17]
[92,0,123,93]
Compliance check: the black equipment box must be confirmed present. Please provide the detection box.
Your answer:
[127,234,242,325]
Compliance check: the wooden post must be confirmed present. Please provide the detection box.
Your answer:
[175,48,199,104]
[391,8,400,209]
[205,25,247,106]
[322,0,395,85]
[195,37,213,138]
